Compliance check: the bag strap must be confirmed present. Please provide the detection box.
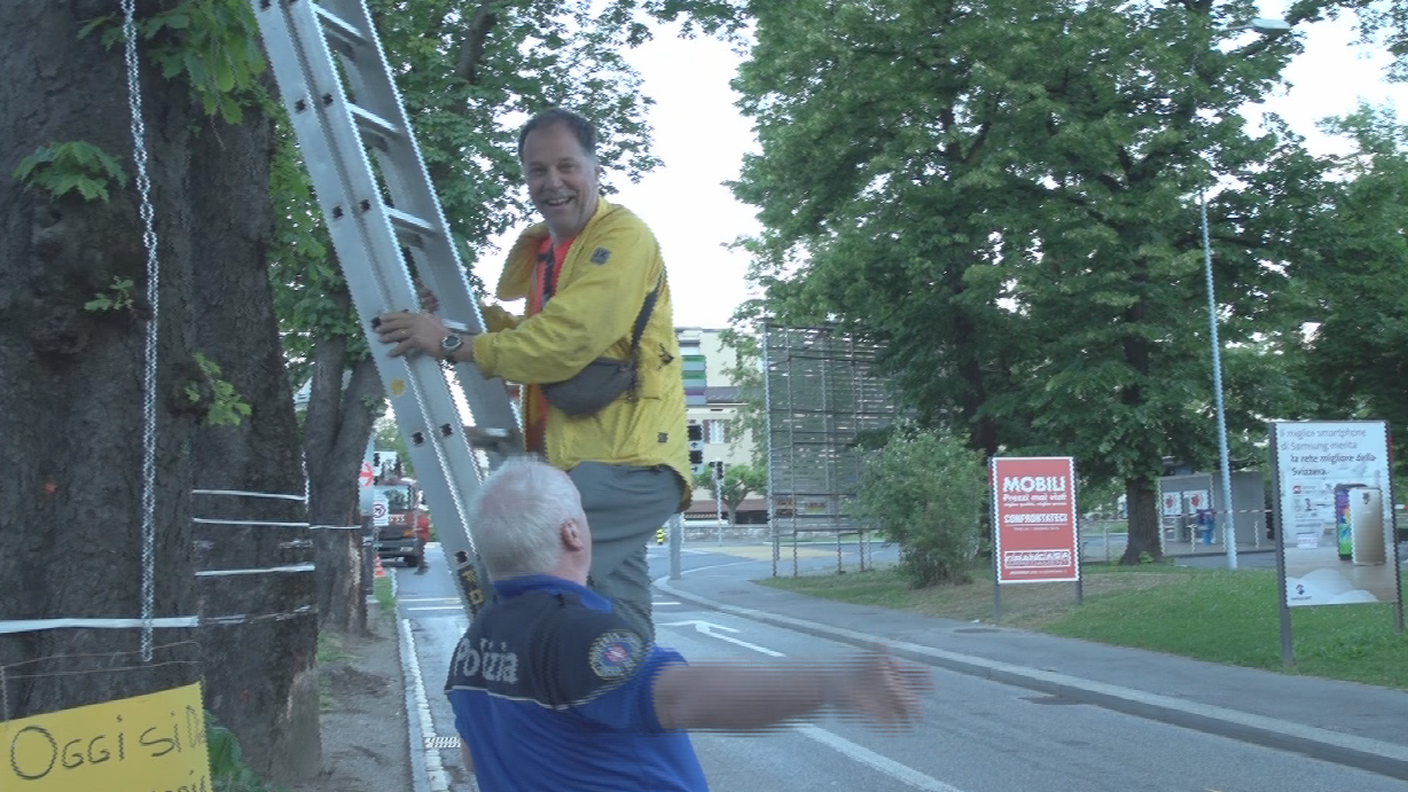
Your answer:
[629,273,664,358]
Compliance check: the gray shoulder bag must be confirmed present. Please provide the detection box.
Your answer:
[540,272,663,417]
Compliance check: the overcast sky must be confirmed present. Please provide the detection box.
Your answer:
[494,9,1408,329]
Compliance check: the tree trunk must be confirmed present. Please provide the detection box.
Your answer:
[1120,481,1164,564]
[1117,291,1163,565]
[186,95,321,781]
[0,1,202,718]
[303,292,383,633]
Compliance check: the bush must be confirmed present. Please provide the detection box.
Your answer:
[857,425,986,587]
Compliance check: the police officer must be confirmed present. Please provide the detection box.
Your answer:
[445,458,930,791]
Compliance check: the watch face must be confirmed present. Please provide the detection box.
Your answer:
[441,334,462,352]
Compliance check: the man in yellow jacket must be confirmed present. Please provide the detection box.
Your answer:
[375,108,689,641]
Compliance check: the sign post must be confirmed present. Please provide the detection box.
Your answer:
[991,457,1081,620]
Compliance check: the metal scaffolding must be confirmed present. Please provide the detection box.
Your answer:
[762,324,906,575]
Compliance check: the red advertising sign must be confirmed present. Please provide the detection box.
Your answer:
[992,457,1079,583]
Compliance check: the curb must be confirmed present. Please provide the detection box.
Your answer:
[391,571,441,792]
[654,576,1408,781]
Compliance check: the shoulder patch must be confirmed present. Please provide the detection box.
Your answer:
[590,246,611,264]
[588,629,643,680]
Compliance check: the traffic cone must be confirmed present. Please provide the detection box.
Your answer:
[374,554,386,578]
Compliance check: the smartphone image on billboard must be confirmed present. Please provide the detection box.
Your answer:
[1334,482,1367,559]
[1349,487,1386,566]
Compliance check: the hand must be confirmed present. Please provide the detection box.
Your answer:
[374,310,447,358]
[414,278,440,313]
[830,650,931,729]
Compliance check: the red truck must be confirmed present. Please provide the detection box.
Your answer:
[361,452,430,567]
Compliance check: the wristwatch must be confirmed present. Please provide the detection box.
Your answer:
[440,332,464,363]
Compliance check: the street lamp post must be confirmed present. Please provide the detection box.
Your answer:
[1199,190,1238,570]
[1196,16,1291,570]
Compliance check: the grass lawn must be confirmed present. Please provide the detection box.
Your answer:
[374,575,396,616]
[759,562,1408,690]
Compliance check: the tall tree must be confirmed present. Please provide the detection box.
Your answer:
[1,2,320,780]
[1,0,207,720]
[729,0,1352,564]
[188,80,321,787]
[1293,106,1408,479]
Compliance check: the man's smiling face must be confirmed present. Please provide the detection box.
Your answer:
[522,122,600,241]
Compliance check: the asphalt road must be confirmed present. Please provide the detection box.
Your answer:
[390,542,1405,792]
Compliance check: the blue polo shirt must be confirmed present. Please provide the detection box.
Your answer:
[444,575,708,791]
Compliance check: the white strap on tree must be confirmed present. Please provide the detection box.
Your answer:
[122,0,163,664]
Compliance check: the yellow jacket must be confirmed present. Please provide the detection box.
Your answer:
[472,198,691,511]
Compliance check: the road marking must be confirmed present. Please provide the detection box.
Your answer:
[660,619,784,657]
[798,725,967,792]
[406,606,465,614]
[653,600,681,605]
[400,597,460,603]
[659,618,963,791]
[682,560,758,574]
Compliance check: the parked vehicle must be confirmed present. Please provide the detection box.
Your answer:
[361,451,430,567]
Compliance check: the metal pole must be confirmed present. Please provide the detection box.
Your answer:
[1269,428,1294,666]
[668,513,682,581]
[762,323,779,578]
[714,463,724,545]
[1200,190,1238,570]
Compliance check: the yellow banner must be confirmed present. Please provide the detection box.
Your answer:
[2,682,211,792]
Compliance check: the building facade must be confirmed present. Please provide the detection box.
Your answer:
[676,328,764,521]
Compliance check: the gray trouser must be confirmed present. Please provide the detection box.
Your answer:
[568,462,683,644]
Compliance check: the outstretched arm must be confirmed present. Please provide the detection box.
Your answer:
[651,651,929,732]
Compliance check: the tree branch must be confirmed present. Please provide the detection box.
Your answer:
[454,2,499,85]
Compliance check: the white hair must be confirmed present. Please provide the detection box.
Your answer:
[468,457,585,579]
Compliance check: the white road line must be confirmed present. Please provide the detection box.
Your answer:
[407,607,466,614]
[662,620,787,657]
[653,601,681,605]
[709,632,783,656]
[400,597,461,603]
[682,560,758,574]
[662,618,965,792]
[797,725,967,792]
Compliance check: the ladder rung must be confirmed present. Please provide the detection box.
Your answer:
[348,103,401,149]
[315,5,368,55]
[384,207,436,246]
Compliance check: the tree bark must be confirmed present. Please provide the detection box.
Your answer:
[1120,481,1164,564]
[1117,288,1164,565]
[186,92,321,782]
[0,1,202,718]
[304,290,382,633]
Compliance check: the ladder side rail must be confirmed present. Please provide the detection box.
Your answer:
[313,0,524,458]
[255,0,493,614]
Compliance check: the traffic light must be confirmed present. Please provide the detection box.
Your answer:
[709,460,724,479]
[687,423,703,471]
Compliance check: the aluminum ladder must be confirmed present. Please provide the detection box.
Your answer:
[251,0,523,616]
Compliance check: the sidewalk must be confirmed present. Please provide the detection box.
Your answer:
[655,569,1408,781]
